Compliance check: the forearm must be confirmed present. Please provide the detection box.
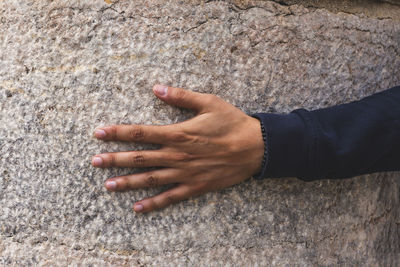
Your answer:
[254,86,400,181]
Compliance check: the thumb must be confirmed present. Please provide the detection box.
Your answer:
[153,84,213,112]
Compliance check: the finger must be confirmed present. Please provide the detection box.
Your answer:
[153,84,218,113]
[133,184,198,213]
[104,169,182,191]
[94,124,175,144]
[92,150,192,168]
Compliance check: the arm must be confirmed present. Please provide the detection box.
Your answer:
[253,86,400,181]
[92,85,400,213]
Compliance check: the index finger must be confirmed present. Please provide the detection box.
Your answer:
[94,124,189,145]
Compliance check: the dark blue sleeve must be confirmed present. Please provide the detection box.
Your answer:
[253,86,400,181]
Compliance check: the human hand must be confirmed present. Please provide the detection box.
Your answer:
[92,85,264,213]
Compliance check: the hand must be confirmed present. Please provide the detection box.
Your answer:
[92,85,264,213]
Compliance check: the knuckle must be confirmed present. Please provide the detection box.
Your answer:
[172,152,193,163]
[116,178,127,189]
[150,198,161,210]
[145,174,159,187]
[173,89,186,104]
[107,154,116,167]
[131,153,145,166]
[164,192,176,205]
[148,193,176,211]
[170,131,191,143]
[128,126,145,141]
[191,136,209,146]
[108,125,118,139]
[145,199,156,211]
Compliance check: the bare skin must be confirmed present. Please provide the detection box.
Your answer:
[92,85,264,213]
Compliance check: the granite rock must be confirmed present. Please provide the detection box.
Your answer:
[0,0,399,265]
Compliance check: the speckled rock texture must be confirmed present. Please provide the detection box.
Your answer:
[0,0,399,266]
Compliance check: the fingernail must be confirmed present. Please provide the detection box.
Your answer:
[92,156,103,167]
[154,85,168,96]
[105,180,117,190]
[95,129,106,139]
[134,203,144,212]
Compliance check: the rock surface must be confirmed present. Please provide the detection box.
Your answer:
[274,0,400,21]
[0,0,399,265]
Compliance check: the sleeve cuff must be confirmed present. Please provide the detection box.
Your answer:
[252,110,310,179]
